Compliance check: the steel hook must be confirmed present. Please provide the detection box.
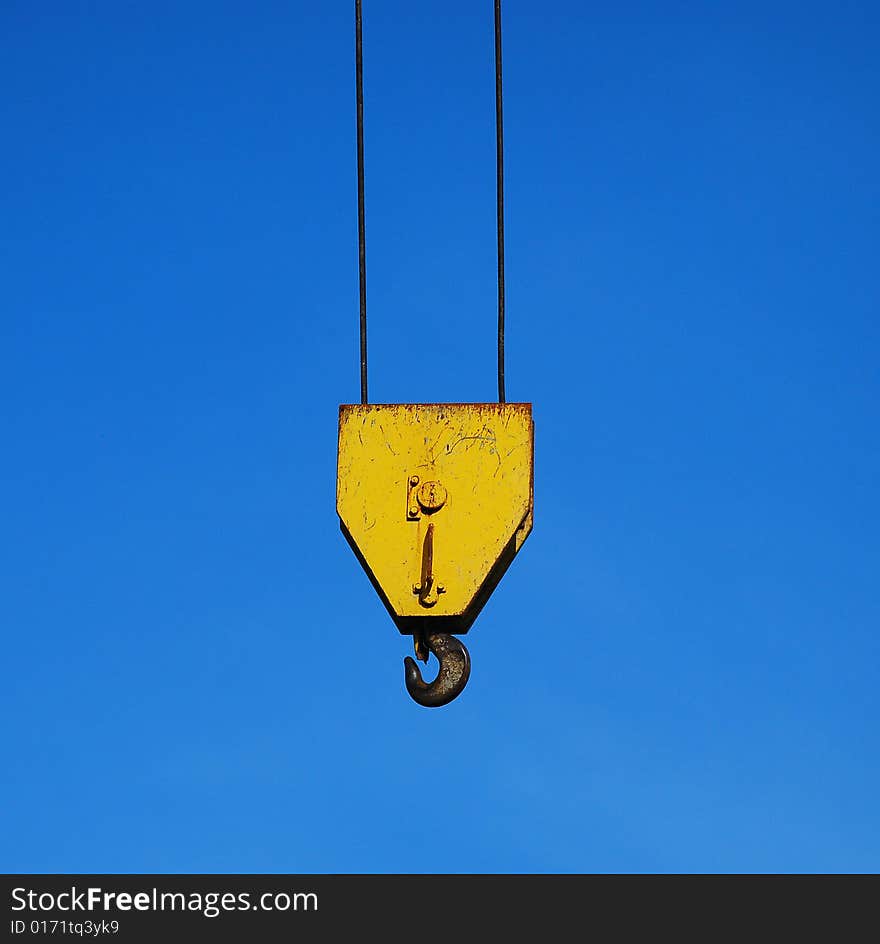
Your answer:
[404,632,471,708]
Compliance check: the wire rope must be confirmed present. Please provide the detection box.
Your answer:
[355,2,508,403]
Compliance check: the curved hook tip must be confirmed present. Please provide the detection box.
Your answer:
[404,633,471,708]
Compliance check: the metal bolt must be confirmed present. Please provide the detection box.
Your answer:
[417,480,447,512]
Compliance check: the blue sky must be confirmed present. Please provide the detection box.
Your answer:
[2,1,878,872]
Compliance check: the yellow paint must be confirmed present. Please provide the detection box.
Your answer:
[337,403,534,634]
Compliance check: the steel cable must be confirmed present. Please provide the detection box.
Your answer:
[355,2,507,404]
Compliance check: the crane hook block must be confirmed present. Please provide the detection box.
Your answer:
[336,403,533,636]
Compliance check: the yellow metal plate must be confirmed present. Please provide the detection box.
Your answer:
[337,403,534,635]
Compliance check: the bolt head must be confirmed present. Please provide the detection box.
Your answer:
[417,480,447,512]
